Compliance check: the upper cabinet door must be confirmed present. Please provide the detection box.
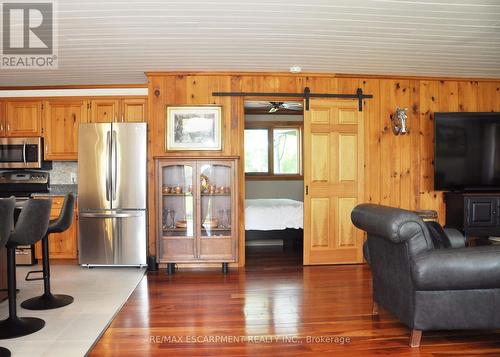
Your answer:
[44,99,88,160]
[121,98,147,122]
[0,101,5,136]
[90,99,119,123]
[5,100,42,137]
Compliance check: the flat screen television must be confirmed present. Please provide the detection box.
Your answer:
[434,112,500,191]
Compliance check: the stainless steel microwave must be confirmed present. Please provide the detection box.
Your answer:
[0,137,42,168]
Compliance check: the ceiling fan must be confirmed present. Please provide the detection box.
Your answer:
[244,101,303,113]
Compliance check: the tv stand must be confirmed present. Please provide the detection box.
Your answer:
[444,192,500,240]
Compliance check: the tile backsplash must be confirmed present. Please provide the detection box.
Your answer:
[50,161,78,185]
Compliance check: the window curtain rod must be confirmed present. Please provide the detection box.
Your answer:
[212,87,373,111]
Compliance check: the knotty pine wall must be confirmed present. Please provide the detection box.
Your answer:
[146,73,500,264]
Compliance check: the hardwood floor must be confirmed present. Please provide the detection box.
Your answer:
[89,245,500,356]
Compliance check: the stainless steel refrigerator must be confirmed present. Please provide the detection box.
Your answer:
[78,123,147,266]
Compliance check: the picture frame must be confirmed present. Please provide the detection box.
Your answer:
[166,105,222,151]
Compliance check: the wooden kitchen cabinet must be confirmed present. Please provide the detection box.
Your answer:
[4,100,42,137]
[90,97,146,123]
[0,102,4,136]
[90,98,119,123]
[43,99,88,160]
[121,98,147,122]
[35,196,78,259]
[155,158,238,272]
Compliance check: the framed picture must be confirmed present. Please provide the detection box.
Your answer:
[166,105,222,151]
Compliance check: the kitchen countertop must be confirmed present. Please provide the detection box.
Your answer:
[32,184,77,197]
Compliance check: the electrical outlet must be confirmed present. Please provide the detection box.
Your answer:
[70,173,77,184]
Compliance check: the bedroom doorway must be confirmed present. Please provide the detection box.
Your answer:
[243,100,304,269]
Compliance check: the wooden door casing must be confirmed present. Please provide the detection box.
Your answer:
[43,99,88,160]
[303,99,364,265]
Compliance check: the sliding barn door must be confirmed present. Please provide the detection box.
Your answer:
[303,99,364,265]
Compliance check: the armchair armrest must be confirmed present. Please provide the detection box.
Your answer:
[411,245,500,290]
[443,228,466,248]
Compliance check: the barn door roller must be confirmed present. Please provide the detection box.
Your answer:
[212,87,373,112]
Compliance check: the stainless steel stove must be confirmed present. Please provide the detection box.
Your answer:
[0,170,50,265]
[0,170,50,198]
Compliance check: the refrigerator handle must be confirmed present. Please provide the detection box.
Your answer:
[105,131,111,201]
[112,130,117,201]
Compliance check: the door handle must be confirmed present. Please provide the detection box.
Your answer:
[105,131,111,201]
[112,130,117,201]
[306,185,309,195]
[22,141,27,166]
[79,211,142,218]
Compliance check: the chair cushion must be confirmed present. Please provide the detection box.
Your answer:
[411,245,500,290]
[425,221,450,248]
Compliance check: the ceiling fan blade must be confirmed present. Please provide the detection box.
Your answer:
[281,101,303,110]
[244,101,272,109]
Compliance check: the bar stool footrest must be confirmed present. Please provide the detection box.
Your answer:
[25,270,44,281]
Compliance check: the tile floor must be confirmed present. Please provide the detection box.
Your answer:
[0,264,145,356]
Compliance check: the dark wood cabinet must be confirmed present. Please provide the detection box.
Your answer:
[445,192,500,238]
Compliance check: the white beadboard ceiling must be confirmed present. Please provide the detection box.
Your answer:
[0,0,499,86]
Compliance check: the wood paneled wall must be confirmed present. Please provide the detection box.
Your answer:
[147,73,500,264]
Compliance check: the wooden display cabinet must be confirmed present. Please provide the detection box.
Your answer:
[155,158,238,273]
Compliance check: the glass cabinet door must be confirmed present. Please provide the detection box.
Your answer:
[161,164,195,238]
[198,162,233,238]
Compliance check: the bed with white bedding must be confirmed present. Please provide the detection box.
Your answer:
[245,199,303,231]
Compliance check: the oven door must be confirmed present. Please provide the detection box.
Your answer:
[0,137,42,168]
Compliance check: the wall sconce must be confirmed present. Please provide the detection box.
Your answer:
[391,107,409,135]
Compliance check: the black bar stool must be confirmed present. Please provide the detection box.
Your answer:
[22,193,75,310]
[0,198,15,354]
[0,347,10,357]
[0,198,51,339]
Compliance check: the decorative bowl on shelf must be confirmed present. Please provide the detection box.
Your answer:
[162,186,172,194]
[202,218,219,229]
[175,220,187,228]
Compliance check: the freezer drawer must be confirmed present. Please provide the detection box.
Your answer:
[78,210,147,266]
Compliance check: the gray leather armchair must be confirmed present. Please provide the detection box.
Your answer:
[351,203,500,347]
